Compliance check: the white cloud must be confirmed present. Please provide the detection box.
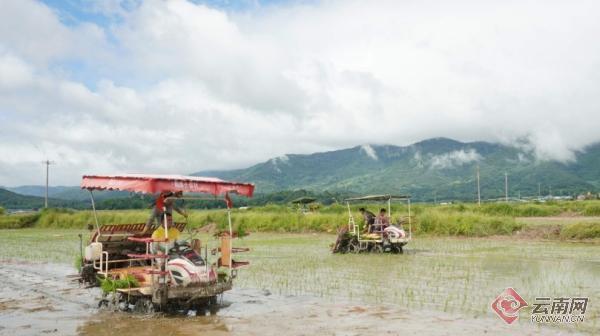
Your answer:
[0,0,109,65]
[412,151,424,168]
[360,145,378,161]
[1,0,600,186]
[276,155,289,163]
[430,149,482,169]
[269,155,290,173]
[0,54,33,89]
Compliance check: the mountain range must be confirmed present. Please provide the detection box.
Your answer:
[6,185,129,201]
[0,188,83,210]
[195,138,600,201]
[3,138,599,206]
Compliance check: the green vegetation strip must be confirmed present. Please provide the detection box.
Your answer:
[560,222,600,240]
[0,212,40,229]
[1,202,600,238]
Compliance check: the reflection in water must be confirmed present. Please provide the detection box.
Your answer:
[78,312,231,336]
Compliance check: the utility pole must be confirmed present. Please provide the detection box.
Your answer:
[476,165,481,206]
[504,172,509,202]
[42,160,55,208]
[433,190,437,204]
[538,183,541,200]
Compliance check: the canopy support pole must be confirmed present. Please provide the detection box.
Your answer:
[407,198,412,240]
[89,190,101,241]
[227,208,233,277]
[163,206,168,240]
[157,206,169,308]
[346,202,355,235]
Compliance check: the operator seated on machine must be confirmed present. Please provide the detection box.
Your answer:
[374,208,390,232]
[143,191,187,248]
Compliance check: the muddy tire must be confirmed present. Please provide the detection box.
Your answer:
[209,296,219,315]
[370,244,383,254]
[98,299,109,309]
[133,298,155,314]
[391,244,403,254]
[332,226,350,253]
[112,292,128,311]
[80,264,98,286]
[348,239,360,253]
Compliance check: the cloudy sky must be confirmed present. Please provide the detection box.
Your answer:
[1,0,599,186]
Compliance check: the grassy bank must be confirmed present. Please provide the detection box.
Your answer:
[0,212,40,229]
[559,222,600,240]
[1,202,600,239]
[434,200,600,217]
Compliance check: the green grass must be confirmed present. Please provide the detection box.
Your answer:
[416,209,520,236]
[1,207,515,236]
[2,201,600,238]
[560,222,600,240]
[476,203,561,217]
[583,204,600,216]
[0,212,40,229]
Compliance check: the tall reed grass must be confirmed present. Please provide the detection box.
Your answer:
[0,212,40,229]
[560,222,600,239]
[2,201,600,238]
[416,209,520,236]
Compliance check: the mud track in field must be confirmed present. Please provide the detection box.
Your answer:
[0,260,583,336]
[0,262,97,335]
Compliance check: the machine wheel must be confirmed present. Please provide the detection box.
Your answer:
[112,292,129,312]
[80,264,98,286]
[98,292,125,311]
[348,239,360,253]
[133,298,155,314]
[391,244,404,254]
[370,244,383,254]
[332,227,350,253]
[208,296,219,315]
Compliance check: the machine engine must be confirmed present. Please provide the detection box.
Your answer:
[167,244,214,287]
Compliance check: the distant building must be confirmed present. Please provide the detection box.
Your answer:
[577,192,597,201]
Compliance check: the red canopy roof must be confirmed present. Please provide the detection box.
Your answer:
[81,174,254,197]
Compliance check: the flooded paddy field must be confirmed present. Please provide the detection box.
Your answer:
[1,229,598,335]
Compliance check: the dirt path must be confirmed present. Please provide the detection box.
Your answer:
[0,260,586,336]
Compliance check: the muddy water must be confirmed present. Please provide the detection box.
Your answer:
[0,262,579,336]
[1,230,598,335]
[0,262,96,335]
